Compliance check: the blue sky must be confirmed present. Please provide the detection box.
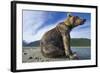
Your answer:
[23,10,91,43]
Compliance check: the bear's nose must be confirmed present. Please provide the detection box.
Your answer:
[83,19,86,22]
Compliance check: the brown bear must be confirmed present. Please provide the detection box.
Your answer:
[40,14,86,60]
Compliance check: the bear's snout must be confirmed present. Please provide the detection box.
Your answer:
[80,19,86,25]
[83,19,86,22]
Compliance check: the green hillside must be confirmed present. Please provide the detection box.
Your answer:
[70,38,90,47]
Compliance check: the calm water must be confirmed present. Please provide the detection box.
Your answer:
[71,47,91,60]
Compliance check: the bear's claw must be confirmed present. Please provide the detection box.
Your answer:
[68,52,79,60]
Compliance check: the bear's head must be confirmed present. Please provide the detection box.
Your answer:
[64,14,86,29]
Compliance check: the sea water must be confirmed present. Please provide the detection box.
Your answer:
[71,47,91,60]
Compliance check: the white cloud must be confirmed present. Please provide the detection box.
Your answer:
[23,20,61,43]
[23,11,47,32]
[23,11,49,42]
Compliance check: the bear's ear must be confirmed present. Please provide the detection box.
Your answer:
[67,13,72,17]
[69,15,72,17]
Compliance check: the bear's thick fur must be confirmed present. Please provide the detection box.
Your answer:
[40,14,86,59]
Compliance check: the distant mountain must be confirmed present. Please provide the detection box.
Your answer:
[23,38,90,47]
[27,41,40,47]
[22,40,29,46]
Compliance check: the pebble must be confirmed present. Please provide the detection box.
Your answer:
[29,57,33,59]
[24,52,27,55]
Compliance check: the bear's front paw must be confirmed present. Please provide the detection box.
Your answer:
[69,53,79,60]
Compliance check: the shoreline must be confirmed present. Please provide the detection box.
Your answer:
[71,46,90,48]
